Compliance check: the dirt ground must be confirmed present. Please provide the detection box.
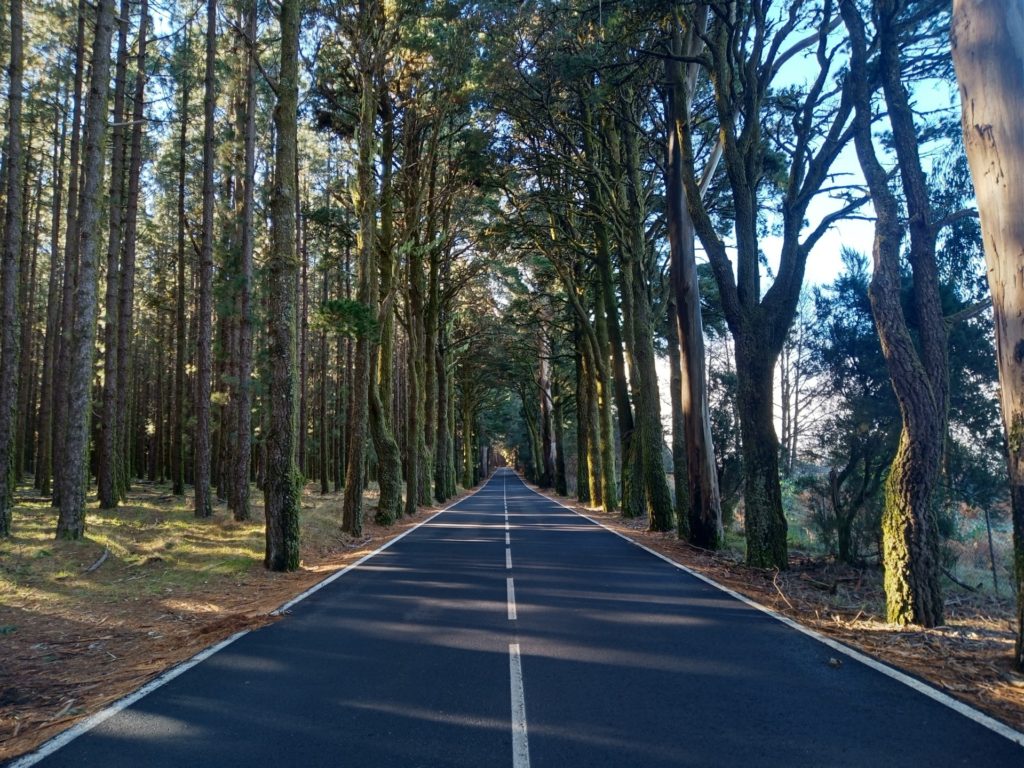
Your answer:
[528,485,1024,736]
[0,482,476,762]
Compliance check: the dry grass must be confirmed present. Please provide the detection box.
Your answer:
[0,480,474,761]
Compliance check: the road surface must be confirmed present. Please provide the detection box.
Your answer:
[12,468,1024,767]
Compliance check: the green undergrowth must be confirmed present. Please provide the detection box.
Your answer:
[0,480,374,619]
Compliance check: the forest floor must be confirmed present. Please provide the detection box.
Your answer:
[530,485,1024,736]
[0,480,476,762]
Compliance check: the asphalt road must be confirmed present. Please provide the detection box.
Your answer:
[12,468,1024,767]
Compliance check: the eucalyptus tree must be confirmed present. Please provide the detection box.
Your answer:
[663,0,723,547]
[952,0,1024,669]
[676,0,857,567]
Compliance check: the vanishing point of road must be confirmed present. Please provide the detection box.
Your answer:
[11,468,1024,767]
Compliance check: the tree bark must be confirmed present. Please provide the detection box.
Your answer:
[264,0,302,571]
[665,4,724,547]
[841,0,944,626]
[116,0,149,497]
[194,0,217,519]
[172,36,190,498]
[951,0,1024,668]
[35,100,67,496]
[56,0,117,539]
[0,0,24,534]
[231,0,257,522]
[341,7,378,536]
[97,0,130,510]
[51,0,87,508]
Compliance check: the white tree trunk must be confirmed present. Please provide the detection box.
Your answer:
[951,0,1024,670]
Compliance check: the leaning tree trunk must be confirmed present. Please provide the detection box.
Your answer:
[57,0,117,540]
[263,0,301,571]
[0,0,25,535]
[194,0,218,519]
[841,0,945,626]
[952,0,1024,669]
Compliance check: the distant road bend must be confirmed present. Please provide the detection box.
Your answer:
[11,469,1024,767]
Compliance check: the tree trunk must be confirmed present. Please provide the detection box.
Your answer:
[15,150,41,482]
[172,41,189,498]
[734,334,789,566]
[97,0,130,510]
[232,0,256,521]
[842,0,944,625]
[575,339,592,505]
[263,0,302,571]
[56,0,116,539]
[341,28,377,536]
[116,0,148,497]
[35,101,67,496]
[666,295,689,535]
[0,0,24,534]
[51,0,87,508]
[194,0,217,519]
[952,0,1024,668]
[665,2,724,549]
[320,272,330,495]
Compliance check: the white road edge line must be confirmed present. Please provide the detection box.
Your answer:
[515,477,1024,750]
[506,547,513,569]
[9,480,495,768]
[509,643,531,768]
[507,576,518,620]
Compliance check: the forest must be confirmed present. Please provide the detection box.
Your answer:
[1,0,1023,696]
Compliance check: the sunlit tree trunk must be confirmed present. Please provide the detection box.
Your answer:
[951,0,1024,669]
[841,0,944,626]
[665,3,723,547]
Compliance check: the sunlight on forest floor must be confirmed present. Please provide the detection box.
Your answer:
[0,479,472,762]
